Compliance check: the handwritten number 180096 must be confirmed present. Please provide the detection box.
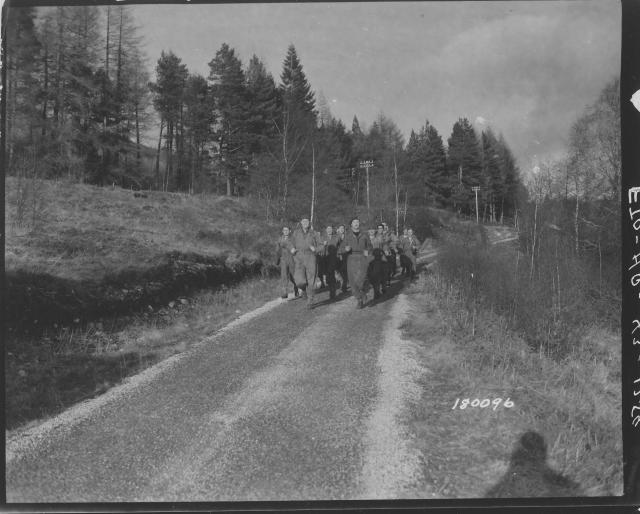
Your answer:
[452,398,514,410]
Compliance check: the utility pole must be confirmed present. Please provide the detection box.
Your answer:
[359,159,374,221]
[393,147,399,234]
[403,188,408,227]
[311,145,316,227]
[351,167,358,207]
[472,186,480,224]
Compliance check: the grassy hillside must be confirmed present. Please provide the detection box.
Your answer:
[5,177,286,429]
[5,177,284,331]
[5,176,276,282]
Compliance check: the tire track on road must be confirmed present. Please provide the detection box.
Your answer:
[358,293,435,499]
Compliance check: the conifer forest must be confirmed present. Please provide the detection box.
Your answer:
[6,5,528,223]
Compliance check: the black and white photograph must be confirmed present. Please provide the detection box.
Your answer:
[4,0,629,504]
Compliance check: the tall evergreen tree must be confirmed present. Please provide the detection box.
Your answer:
[276,44,317,216]
[351,115,362,137]
[183,73,214,193]
[208,43,249,196]
[244,55,281,208]
[403,121,447,207]
[279,44,316,118]
[245,55,279,154]
[447,118,483,214]
[150,50,188,191]
[423,122,448,205]
[5,7,42,165]
[497,134,521,221]
[481,128,503,221]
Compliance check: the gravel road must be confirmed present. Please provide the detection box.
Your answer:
[7,273,430,502]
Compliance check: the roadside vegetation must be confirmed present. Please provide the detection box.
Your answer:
[5,176,284,430]
[400,75,621,497]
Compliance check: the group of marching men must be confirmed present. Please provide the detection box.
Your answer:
[275,216,421,309]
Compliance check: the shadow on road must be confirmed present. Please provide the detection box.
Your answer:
[484,431,582,498]
[365,273,411,308]
[308,269,415,310]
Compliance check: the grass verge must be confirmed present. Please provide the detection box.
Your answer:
[6,276,281,431]
[401,268,621,498]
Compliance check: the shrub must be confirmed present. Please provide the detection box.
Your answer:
[436,237,618,359]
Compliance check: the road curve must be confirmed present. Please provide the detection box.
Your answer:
[7,277,427,502]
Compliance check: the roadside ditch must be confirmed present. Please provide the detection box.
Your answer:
[5,252,280,431]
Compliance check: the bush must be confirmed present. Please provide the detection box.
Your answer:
[436,237,618,359]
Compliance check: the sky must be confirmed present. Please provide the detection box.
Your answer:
[131,1,620,175]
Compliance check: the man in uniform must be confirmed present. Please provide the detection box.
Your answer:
[403,227,421,278]
[275,226,299,299]
[398,228,411,276]
[342,218,372,308]
[291,217,322,308]
[367,228,379,261]
[319,225,341,299]
[382,223,397,285]
[314,224,328,289]
[336,224,348,293]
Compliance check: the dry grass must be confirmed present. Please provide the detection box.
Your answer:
[4,176,286,430]
[5,176,275,282]
[6,276,281,430]
[401,269,622,498]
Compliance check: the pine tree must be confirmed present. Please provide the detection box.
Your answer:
[245,55,279,154]
[423,123,448,206]
[481,128,503,222]
[497,134,521,221]
[208,43,249,196]
[447,118,482,214]
[183,73,214,193]
[403,121,447,207]
[351,115,362,137]
[244,55,281,208]
[150,50,188,191]
[279,44,316,118]
[275,44,317,216]
[5,7,42,166]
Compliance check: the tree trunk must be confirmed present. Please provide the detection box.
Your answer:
[135,103,141,171]
[7,52,16,168]
[310,144,315,225]
[574,194,580,255]
[177,101,185,191]
[394,147,399,234]
[530,199,538,283]
[403,189,408,227]
[105,5,110,77]
[116,7,123,89]
[154,119,164,190]
[53,8,64,127]
[41,43,49,138]
[165,120,173,192]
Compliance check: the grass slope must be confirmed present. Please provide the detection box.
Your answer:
[6,176,273,282]
[5,177,284,429]
[403,227,623,498]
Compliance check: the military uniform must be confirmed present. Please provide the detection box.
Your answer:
[275,233,298,298]
[319,232,342,299]
[401,233,421,277]
[370,233,388,252]
[367,248,387,299]
[337,232,348,293]
[342,230,372,307]
[291,227,322,306]
[384,230,399,284]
